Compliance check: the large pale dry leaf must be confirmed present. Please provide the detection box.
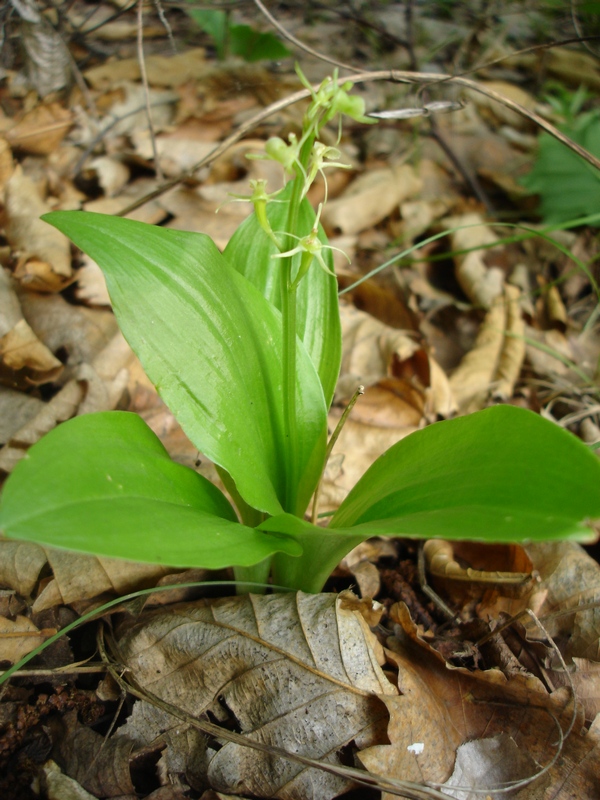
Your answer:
[14,0,72,97]
[492,284,525,400]
[4,167,72,288]
[117,592,395,799]
[443,212,504,308]
[43,760,97,800]
[321,163,422,235]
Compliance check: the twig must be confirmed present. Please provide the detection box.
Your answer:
[137,0,164,181]
[252,0,358,73]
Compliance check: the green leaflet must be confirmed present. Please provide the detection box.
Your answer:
[0,413,301,567]
[259,405,600,592]
[224,182,342,409]
[331,405,600,539]
[43,212,327,517]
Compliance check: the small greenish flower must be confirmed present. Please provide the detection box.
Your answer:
[296,64,375,137]
[271,203,350,289]
[248,134,307,183]
[305,142,352,200]
[223,179,283,249]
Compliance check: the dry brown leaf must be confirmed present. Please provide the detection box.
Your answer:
[54,710,135,797]
[33,550,172,612]
[321,162,422,235]
[4,167,72,288]
[5,102,73,155]
[449,292,506,413]
[42,760,98,800]
[0,137,14,191]
[0,540,47,597]
[424,539,533,589]
[117,592,395,798]
[0,614,54,663]
[441,733,540,798]
[336,303,454,419]
[83,48,209,90]
[524,326,573,378]
[520,542,600,661]
[443,212,504,308]
[0,387,44,441]
[466,80,538,130]
[492,284,525,400]
[0,331,133,475]
[0,318,63,384]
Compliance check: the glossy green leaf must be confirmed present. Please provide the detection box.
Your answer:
[0,412,301,567]
[330,405,600,542]
[224,182,342,408]
[43,212,327,517]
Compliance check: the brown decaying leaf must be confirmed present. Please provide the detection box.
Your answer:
[83,48,209,90]
[42,760,98,800]
[0,614,54,663]
[443,212,504,309]
[0,541,47,597]
[4,167,72,289]
[117,592,395,798]
[0,267,63,387]
[370,604,600,798]
[5,103,73,155]
[448,285,525,413]
[321,162,422,235]
[424,539,533,590]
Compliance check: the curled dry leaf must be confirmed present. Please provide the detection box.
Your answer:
[117,591,395,798]
[424,539,534,590]
[321,162,422,235]
[4,167,72,291]
[443,212,504,308]
[0,540,47,597]
[449,286,525,413]
[83,48,209,90]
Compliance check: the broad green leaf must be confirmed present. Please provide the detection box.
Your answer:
[185,9,228,59]
[224,182,342,408]
[330,405,600,542]
[521,113,600,224]
[43,212,327,517]
[228,24,291,62]
[0,413,301,567]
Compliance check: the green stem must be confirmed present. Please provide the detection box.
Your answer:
[280,136,314,513]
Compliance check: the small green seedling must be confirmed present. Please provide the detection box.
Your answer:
[1,69,599,593]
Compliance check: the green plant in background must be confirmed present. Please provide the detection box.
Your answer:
[184,5,290,62]
[521,83,600,224]
[1,68,600,593]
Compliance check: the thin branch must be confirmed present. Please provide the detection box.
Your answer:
[137,0,164,181]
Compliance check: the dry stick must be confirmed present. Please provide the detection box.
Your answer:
[99,628,454,800]
[137,0,164,182]
[252,0,358,73]
[116,69,600,218]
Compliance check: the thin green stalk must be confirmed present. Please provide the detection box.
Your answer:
[280,136,314,513]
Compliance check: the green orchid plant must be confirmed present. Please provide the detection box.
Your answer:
[1,69,600,593]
